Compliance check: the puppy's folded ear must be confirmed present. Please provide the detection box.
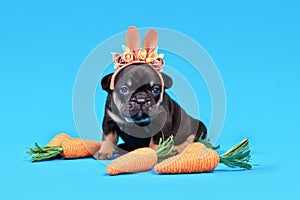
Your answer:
[161,73,173,89]
[101,73,113,92]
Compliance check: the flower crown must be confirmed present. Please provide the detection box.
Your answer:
[111,26,165,72]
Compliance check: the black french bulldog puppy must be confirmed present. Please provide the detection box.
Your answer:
[94,63,207,160]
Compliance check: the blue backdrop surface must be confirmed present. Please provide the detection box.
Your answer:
[0,0,299,199]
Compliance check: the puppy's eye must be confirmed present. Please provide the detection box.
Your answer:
[120,86,129,94]
[152,86,160,94]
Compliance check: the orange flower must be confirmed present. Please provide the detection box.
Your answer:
[146,51,157,63]
[151,57,164,72]
[123,53,134,63]
[113,53,126,69]
[137,49,147,61]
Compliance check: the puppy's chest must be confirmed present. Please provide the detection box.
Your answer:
[118,130,151,149]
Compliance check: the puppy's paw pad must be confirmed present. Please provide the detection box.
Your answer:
[93,148,114,160]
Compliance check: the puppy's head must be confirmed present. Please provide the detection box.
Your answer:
[102,63,172,126]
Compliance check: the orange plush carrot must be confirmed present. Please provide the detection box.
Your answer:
[47,133,71,146]
[155,138,251,174]
[106,136,177,175]
[28,133,101,162]
[106,148,158,175]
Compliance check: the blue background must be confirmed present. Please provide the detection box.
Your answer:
[1,0,299,199]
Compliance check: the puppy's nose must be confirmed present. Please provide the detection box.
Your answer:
[136,98,146,104]
[134,93,148,104]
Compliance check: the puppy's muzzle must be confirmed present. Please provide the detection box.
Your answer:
[128,92,153,126]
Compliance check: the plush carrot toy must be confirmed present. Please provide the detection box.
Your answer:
[154,138,251,174]
[106,148,157,175]
[28,133,102,162]
[106,136,177,175]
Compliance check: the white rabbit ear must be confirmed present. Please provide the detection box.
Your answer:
[143,29,158,54]
[125,26,140,54]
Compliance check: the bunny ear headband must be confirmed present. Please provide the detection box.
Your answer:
[109,26,165,101]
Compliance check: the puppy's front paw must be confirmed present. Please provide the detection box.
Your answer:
[93,142,115,160]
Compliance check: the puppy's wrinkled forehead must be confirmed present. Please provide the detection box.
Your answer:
[115,64,161,89]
